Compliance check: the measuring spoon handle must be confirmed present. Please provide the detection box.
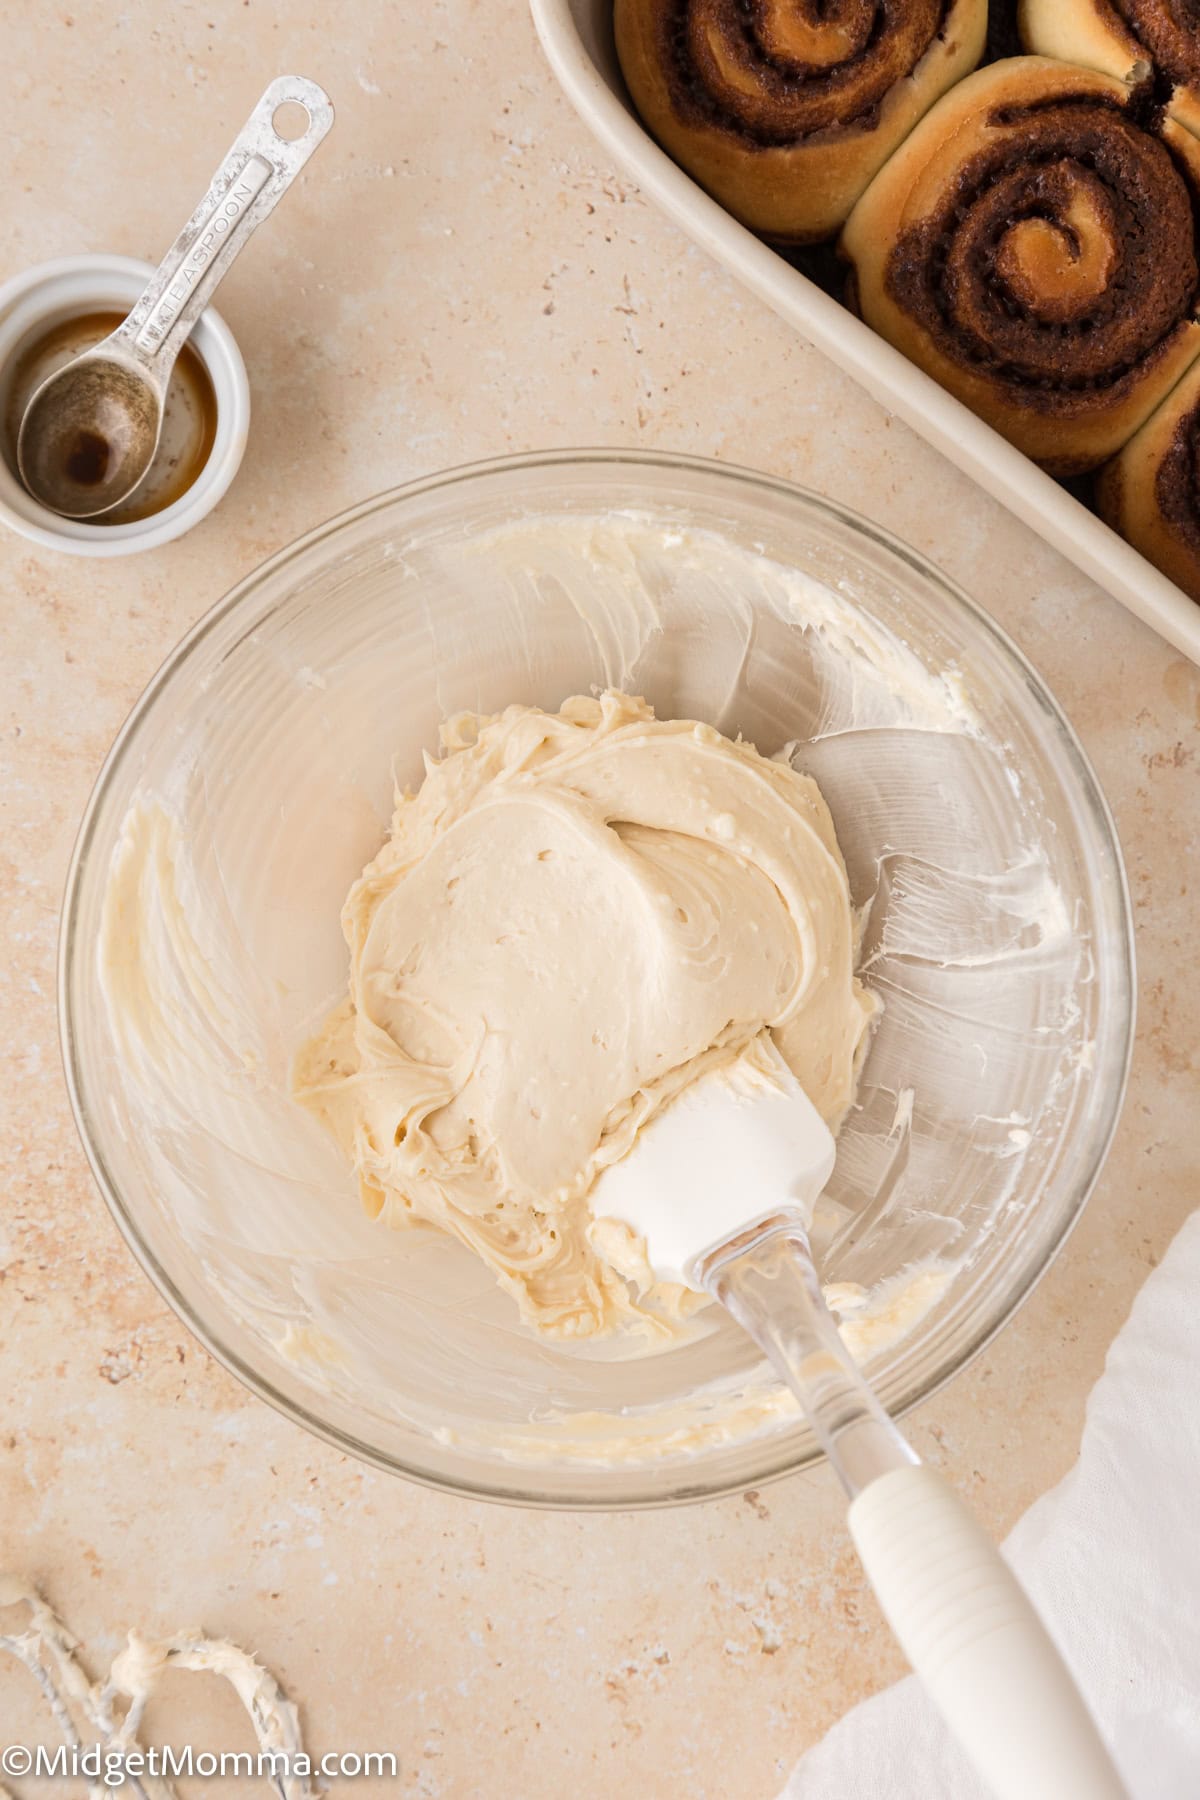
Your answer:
[113,75,334,383]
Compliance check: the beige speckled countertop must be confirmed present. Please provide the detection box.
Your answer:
[1,5,1197,1794]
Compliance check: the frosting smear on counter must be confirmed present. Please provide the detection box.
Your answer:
[294,691,877,1339]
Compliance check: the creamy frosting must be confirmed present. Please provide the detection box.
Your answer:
[0,1576,312,1798]
[86,509,1094,1474]
[294,691,877,1340]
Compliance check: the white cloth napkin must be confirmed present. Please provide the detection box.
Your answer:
[780,1209,1200,1799]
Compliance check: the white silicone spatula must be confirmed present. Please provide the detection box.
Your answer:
[593,1036,1127,1800]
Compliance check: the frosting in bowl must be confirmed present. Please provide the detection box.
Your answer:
[293,691,876,1339]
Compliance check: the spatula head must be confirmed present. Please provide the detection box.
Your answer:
[589,1035,836,1290]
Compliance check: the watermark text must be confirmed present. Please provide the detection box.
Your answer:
[1,1743,397,1786]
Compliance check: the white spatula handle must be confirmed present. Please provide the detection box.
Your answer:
[705,1222,1126,1800]
[849,1464,1126,1800]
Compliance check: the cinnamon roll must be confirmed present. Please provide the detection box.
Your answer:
[613,1,987,243]
[1096,359,1200,602]
[1020,0,1200,142]
[840,58,1200,474]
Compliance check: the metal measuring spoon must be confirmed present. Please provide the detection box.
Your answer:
[17,76,333,520]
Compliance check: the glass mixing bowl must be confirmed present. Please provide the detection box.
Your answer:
[60,451,1133,1507]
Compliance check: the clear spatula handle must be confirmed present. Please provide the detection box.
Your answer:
[704,1215,917,1496]
[702,1220,1127,1800]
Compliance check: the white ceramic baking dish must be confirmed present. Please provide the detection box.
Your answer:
[530,0,1200,666]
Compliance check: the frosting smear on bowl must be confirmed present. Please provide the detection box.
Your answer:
[294,691,877,1339]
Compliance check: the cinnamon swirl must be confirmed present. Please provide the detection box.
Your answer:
[840,58,1200,473]
[1097,358,1200,602]
[1020,1,1200,142]
[613,1,987,243]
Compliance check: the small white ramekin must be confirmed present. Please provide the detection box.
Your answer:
[0,253,249,556]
